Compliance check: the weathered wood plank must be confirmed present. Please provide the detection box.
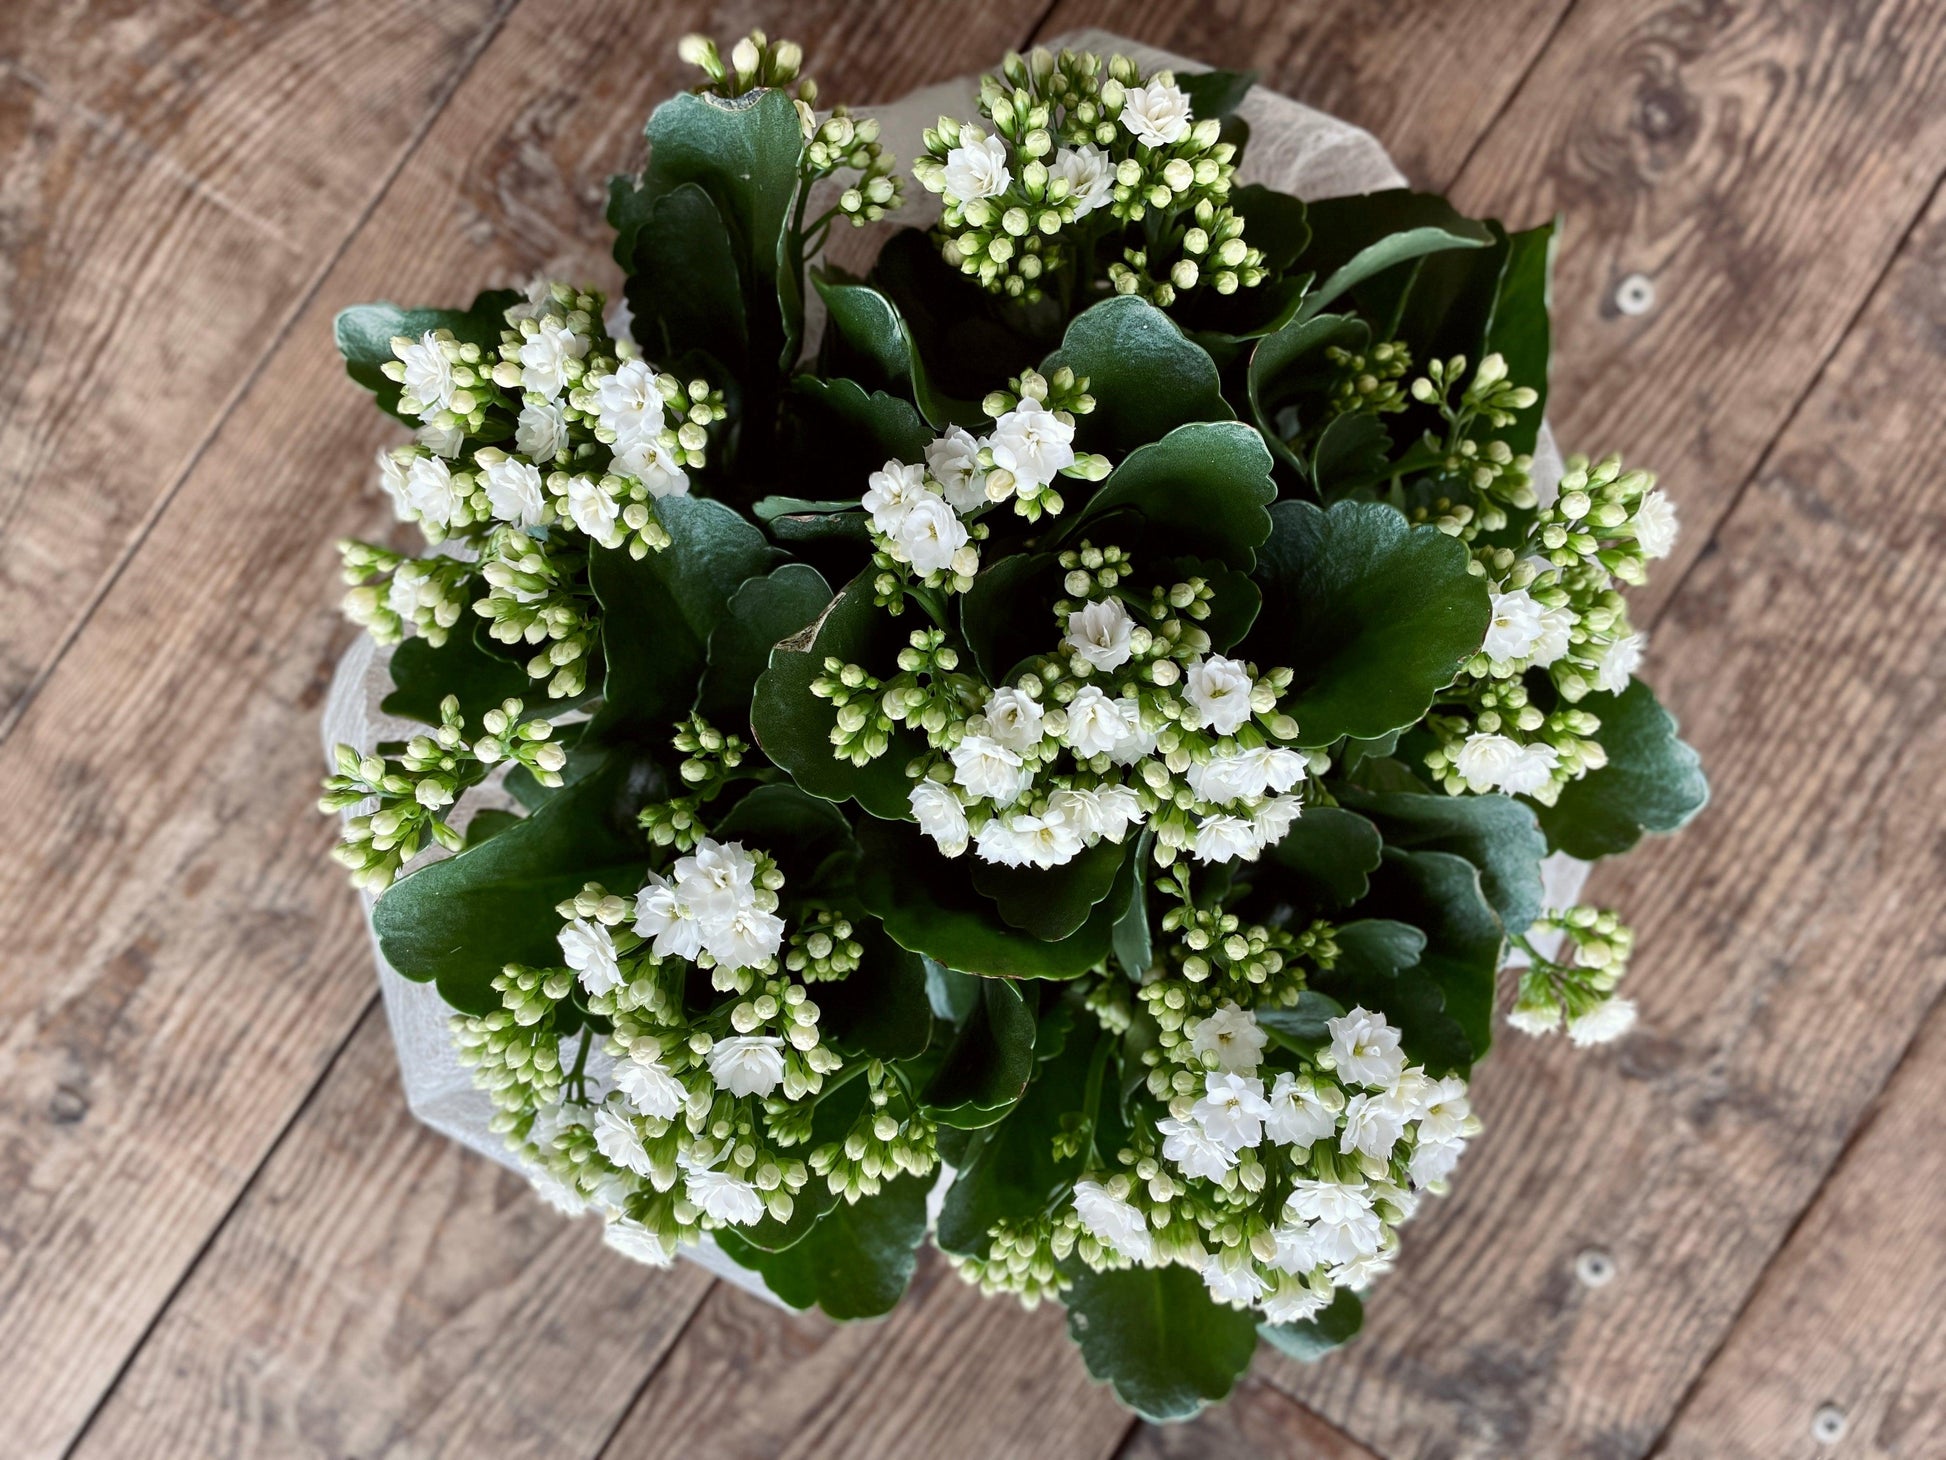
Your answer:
[1117,1375,1383,1460]
[0,6,1051,1457]
[602,1255,1133,1460]
[1040,0,1576,188]
[1433,0,1946,619]
[1651,994,1946,1460]
[69,1006,718,1460]
[0,0,508,727]
[1267,155,1946,1459]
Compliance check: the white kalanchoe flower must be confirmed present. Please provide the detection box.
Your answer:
[1327,1008,1407,1088]
[988,397,1075,492]
[1452,732,1523,793]
[1265,1071,1343,1148]
[376,447,413,518]
[1202,1246,1269,1307]
[1410,1136,1467,1189]
[1262,1275,1333,1324]
[604,1217,675,1267]
[1193,813,1262,864]
[892,494,968,574]
[519,317,589,400]
[1330,1245,1397,1292]
[1634,489,1680,558]
[925,426,989,511]
[1251,794,1304,852]
[594,1104,656,1177]
[1047,784,1142,842]
[1063,597,1135,672]
[950,734,1030,805]
[1159,1114,1236,1182]
[1049,143,1114,215]
[1499,742,1561,796]
[1073,1177,1154,1263]
[634,875,706,961]
[591,357,665,442]
[1484,588,1547,662]
[1120,77,1194,148]
[1183,655,1255,735]
[707,1035,787,1098]
[394,331,456,415]
[705,901,786,972]
[863,459,929,532]
[1532,603,1575,668]
[978,686,1046,752]
[1189,1001,1268,1073]
[1338,1090,1409,1161]
[1285,1179,1383,1264]
[676,839,757,899]
[404,454,461,528]
[1567,995,1638,1046]
[567,475,622,545]
[941,130,1011,199]
[482,455,548,528]
[612,435,689,497]
[615,1048,686,1121]
[1414,1075,1474,1145]
[526,1162,591,1217]
[1595,630,1648,693]
[681,1155,766,1226]
[1108,696,1158,765]
[515,397,569,462]
[982,809,1083,869]
[1062,685,1132,757]
[559,916,622,996]
[417,420,464,458]
[909,780,970,857]
[1192,1072,1271,1152]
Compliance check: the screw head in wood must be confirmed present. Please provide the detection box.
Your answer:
[1574,1249,1616,1287]
[1614,273,1656,316]
[1811,1404,1847,1445]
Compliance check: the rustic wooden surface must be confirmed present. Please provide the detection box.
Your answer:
[2,2,1941,1457]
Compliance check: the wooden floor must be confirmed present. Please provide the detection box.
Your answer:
[3,1,1944,1456]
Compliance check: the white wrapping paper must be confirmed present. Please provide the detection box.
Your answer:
[322,32,1585,1302]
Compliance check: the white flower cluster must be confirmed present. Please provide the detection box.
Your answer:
[1071,1006,1478,1322]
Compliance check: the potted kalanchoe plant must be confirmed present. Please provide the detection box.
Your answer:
[321,32,1706,1421]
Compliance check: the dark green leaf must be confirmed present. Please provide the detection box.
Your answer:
[462,808,523,847]
[708,780,856,891]
[820,922,934,1062]
[1177,68,1256,120]
[698,563,833,727]
[1230,184,1309,275]
[1258,805,1384,909]
[959,551,1061,685]
[1042,295,1233,455]
[813,274,975,427]
[380,623,533,726]
[1111,831,1156,976]
[1309,411,1392,501]
[1259,1288,1364,1360]
[972,837,1130,941]
[921,976,1039,1128]
[1482,221,1555,457]
[750,570,924,820]
[716,1173,929,1319]
[735,1073,869,1251]
[1064,1264,1261,1421]
[373,752,662,1014]
[1256,989,1346,1056]
[1293,190,1494,325]
[333,290,518,425]
[1340,786,1547,935]
[1245,500,1489,746]
[1533,677,1708,859]
[1064,421,1276,571]
[613,181,747,371]
[786,375,934,483]
[1244,311,1368,478]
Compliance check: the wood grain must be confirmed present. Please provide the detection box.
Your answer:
[1267,140,1946,1460]
[1650,998,1946,1460]
[602,1253,1133,1460]
[0,5,1051,1457]
[1434,0,1946,620]
[0,0,509,728]
[69,1006,718,1460]
[1116,1375,1382,1460]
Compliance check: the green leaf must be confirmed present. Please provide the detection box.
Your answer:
[1064,1265,1261,1421]
[380,623,533,726]
[1293,190,1494,326]
[1111,831,1156,975]
[1256,989,1346,1055]
[1065,421,1276,571]
[921,976,1038,1128]
[462,807,523,847]
[936,1005,1095,1253]
[697,563,833,728]
[1041,295,1232,456]
[1259,1288,1364,1361]
[1245,500,1489,746]
[1482,221,1555,457]
[716,1174,930,1319]
[708,781,856,890]
[1309,411,1392,501]
[1533,678,1708,859]
[786,375,933,485]
[1245,312,1368,478]
[750,571,924,820]
[821,922,934,1062]
[857,817,1125,979]
[959,551,1061,685]
[372,752,662,1014]
[813,274,974,428]
[735,1073,869,1251]
[1340,786,1547,935]
[972,837,1130,941]
[1230,184,1309,275]
[333,290,518,425]
[1257,805,1384,910]
[584,497,782,748]
[1177,68,1256,120]
[612,181,747,371]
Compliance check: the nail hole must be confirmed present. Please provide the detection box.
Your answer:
[1574,1249,1616,1287]
[1614,273,1656,316]
[1812,1404,1847,1445]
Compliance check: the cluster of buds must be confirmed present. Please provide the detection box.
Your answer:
[1509,905,1638,1045]
[336,540,473,647]
[473,530,599,699]
[677,30,806,101]
[914,48,1262,304]
[1324,340,1414,421]
[320,695,565,889]
[808,1061,940,1200]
